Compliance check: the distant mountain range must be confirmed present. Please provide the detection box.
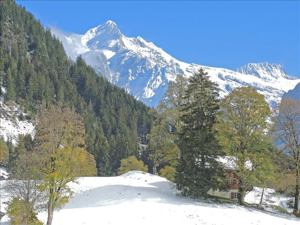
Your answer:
[52,20,300,108]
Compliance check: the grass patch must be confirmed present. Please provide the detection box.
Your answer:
[270,205,290,215]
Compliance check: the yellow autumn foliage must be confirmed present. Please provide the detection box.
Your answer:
[118,156,148,175]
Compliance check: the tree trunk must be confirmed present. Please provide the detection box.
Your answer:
[47,187,55,225]
[153,163,158,175]
[47,200,54,225]
[238,183,245,205]
[259,187,265,207]
[153,166,156,174]
[294,170,299,214]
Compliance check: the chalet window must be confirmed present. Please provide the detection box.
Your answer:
[230,192,238,199]
[229,177,238,185]
[232,178,237,185]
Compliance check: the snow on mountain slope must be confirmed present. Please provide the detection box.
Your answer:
[51,20,300,107]
[283,82,300,100]
[0,96,34,145]
[1,171,298,225]
[238,63,289,80]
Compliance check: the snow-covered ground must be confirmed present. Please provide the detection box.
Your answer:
[1,171,298,225]
[245,187,295,213]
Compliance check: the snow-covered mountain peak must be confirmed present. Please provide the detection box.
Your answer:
[94,20,120,36]
[82,20,122,49]
[238,62,289,80]
[104,20,118,28]
[51,21,300,108]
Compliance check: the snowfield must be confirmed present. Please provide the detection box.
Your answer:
[1,171,298,225]
[245,187,294,213]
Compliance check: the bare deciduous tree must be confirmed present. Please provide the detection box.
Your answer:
[274,98,300,213]
[5,149,47,209]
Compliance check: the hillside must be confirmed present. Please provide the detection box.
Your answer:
[283,83,300,100]
[52,21,300,107]
[0,0,152,175]
[1,171,299,225]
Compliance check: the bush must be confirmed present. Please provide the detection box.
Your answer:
[273,173,295,195]
[118,156,148,175]
[294,210,300,217]
[159,166,176,182]
[0,138,9,166]
[7,198,43,225]
[270,205,289,215]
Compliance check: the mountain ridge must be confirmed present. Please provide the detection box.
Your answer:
[51,20,300,107]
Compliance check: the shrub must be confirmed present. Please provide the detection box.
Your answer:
[118,156,148,175]
[294,210,300,217]
[270,205,289,215]
[7,198,43,225]
[159,166,176,182]
[0,138,9,166]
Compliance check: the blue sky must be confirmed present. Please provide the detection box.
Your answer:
[17,1,300,76]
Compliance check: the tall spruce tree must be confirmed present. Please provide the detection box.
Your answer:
[176,69,224,197]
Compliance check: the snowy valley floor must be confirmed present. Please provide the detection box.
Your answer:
[1,171,299,225]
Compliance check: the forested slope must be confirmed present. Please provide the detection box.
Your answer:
[0,0,152,175]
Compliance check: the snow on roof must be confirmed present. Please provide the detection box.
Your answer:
[217,156,252,170]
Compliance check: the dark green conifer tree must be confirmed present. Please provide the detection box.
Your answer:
[176,69,224,197]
